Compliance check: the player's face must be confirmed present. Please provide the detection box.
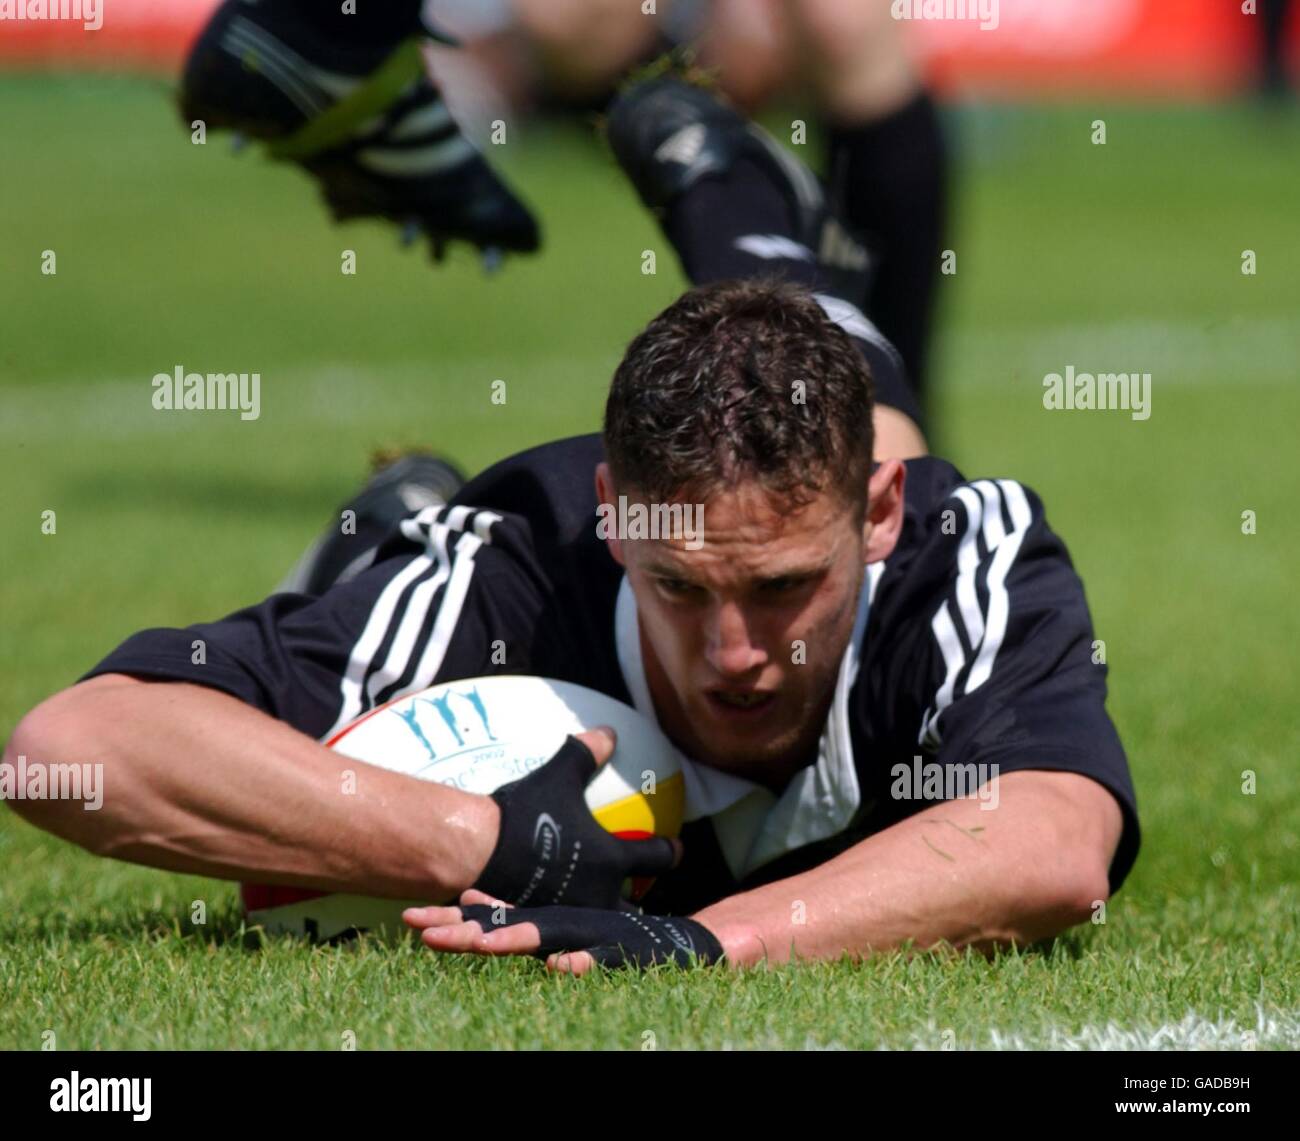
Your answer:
[599,462,903,786]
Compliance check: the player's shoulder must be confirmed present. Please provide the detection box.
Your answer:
[385,432,604,565]
[891,455,1056,567]
[450,432,603,530]
[362,432,611,602]
[440,433,625,659]
[856,455,1094,749]
[363,433,624,690]
[899,454,1045,523]
[870,454,1072,634]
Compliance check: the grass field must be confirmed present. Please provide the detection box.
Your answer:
[1,72,1298,1050]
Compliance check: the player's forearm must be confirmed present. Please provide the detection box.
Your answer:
[3,674,498,900]
[693,771,1117,967]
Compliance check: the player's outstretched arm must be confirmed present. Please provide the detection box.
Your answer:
[4,676,674,909]
[405,769,1122,974]
[3,673,500,901]
[693,769,1124,968]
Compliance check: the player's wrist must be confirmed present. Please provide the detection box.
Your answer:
[466,735,678,909]
[691,912,766,968]
[446,791,501,896]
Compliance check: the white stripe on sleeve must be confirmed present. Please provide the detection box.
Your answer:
[964,480,1033,693]
[917,480,1035,748]
[362,523,455,709]
[326,550,440,739]
[323,506,498,738]
[406,531,485,694]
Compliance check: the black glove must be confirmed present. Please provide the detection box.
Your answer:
[459,903,724,969]
[473,735,678,909]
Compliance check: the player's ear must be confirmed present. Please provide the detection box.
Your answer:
[595,462,626,567]
[863,459,905,564]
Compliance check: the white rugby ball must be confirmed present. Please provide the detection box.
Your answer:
[241,675,686,940]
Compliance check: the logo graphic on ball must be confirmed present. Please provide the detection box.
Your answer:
[390,684,499,767]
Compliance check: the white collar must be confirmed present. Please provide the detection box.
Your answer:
[613,566,884,879]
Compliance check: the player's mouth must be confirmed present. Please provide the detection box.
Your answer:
[706,688,777,719]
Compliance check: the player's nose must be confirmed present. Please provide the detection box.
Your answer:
[703,599,766,676]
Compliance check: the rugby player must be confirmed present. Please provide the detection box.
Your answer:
[3,77,1137,974]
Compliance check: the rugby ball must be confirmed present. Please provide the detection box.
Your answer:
[241,675,686,940]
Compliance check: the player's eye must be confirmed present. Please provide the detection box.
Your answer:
[761,575,806,594]
[657,577,698,597]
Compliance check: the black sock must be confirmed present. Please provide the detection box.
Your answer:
[663,157,832,292]
[827,91,948,401]
[280,0,427,48]
[1259,0,1291,95]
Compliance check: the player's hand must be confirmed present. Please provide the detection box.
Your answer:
[404,890,723,974]
[469,729,681,910]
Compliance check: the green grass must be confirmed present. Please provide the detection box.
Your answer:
[2,74,1299,1049]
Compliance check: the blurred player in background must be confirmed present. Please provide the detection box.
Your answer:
[1257,0,1294,99]
[180,0,947,416]
[461,0,950,406]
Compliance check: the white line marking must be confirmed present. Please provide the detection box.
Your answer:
[897,1006,1300,1050]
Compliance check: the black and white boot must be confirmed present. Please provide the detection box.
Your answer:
[179,0,539,264]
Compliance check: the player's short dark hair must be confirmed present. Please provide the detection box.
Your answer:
[603,279,874,517]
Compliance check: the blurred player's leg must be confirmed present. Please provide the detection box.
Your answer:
[510,0,664,104]
[179,0,539,263]
[687,0,946,407]
[690,0,793,111]
[607,75,926,459]
[784,0,948,408]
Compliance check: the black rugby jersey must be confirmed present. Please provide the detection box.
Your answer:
[86,433,1140,913]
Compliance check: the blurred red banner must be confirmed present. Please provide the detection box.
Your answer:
[905,0,1287,99]
[0,0,1295,98]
